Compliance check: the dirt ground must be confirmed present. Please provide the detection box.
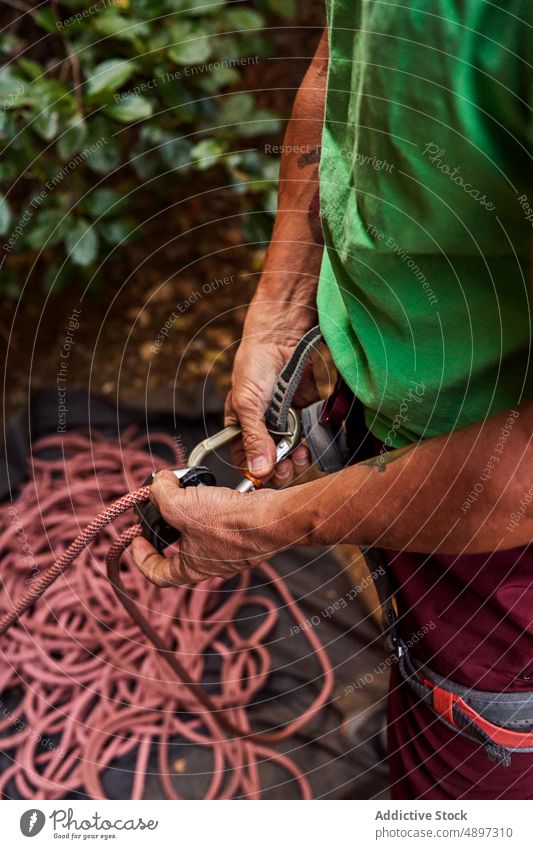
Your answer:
[1,14,324,416]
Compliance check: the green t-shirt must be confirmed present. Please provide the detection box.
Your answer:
[317,0,532,446]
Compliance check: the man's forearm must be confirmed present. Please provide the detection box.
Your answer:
[244,30,328,338]
[271,403,533,554]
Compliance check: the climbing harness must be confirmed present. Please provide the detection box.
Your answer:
[365,546,533,768]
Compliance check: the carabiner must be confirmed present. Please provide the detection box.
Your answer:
[188,423,242,467]
[188,407,301,489]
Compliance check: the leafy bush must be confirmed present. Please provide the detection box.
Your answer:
[0,0,293,295]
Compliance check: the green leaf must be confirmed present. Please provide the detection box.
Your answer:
[0,193,12,236]
[264,186,278,215]
[32,77,70,105]
[0,69,30,109]
[85,135,121,175]
[268,0,297,19]
[191,138,227,170]
[17,58,43,81]
[129,124,163,178]
[94,12,150,41]
[34,8,59,33]
[84,188,124,219]
[129,0,168,13]
[183,0,226,13]
[221,92,254,124]
[25,209,68,250]
[236,108,282,137]
[32,106,60,141]
[168,31,212,65]
[1,155,26,182]
[29,79,72,140]
[104,94,153,123]
[218,94,281,138]
[221,9,264,30]
[98,217,136,245]
[43,259,71,293]
[159,136,193,170]
[0,36,20,59]
[56,117,87,159]
[130,147,159,179]
[197,66,239,94]
[157,77,197,120]
[86,59,136,98]
[65,219,99,266]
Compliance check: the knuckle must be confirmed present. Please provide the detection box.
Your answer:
[241,428,268,452]
[152,574,169,588]
[146,561,168,588]
[233,380,269,416]
[167,557,185,586]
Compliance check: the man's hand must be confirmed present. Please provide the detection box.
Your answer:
[130,470,287,587]
[223,31,328,489]
[225,330,319,487]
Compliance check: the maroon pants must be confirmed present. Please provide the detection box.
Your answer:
[385,545,533,799]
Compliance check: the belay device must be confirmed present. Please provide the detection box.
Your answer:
[135,407,303,554]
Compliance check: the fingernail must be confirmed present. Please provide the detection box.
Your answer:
[292,449,309,467]
[292,455,309,468]
[276,462,291,479]
[250,455,269,476]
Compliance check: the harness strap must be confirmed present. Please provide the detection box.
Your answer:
[399,646,533,766]
[361,545,402,656]
[301,400,350,474]
[364,545,533,766]
[266,325,322,433]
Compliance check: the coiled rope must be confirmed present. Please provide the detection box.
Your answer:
[0,428,333,799]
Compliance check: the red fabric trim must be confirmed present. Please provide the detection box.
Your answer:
[424,677,533,749]
[455,695,533,749]
[433,686,455,725]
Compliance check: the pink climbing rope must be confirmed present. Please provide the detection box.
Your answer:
[0,428,333,800]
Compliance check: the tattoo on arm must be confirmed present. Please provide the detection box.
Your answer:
[360,444,414,472]
[297,146,321,169]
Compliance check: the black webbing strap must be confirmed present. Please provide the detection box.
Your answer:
[361,545,404,657]
[266,325,322,433]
